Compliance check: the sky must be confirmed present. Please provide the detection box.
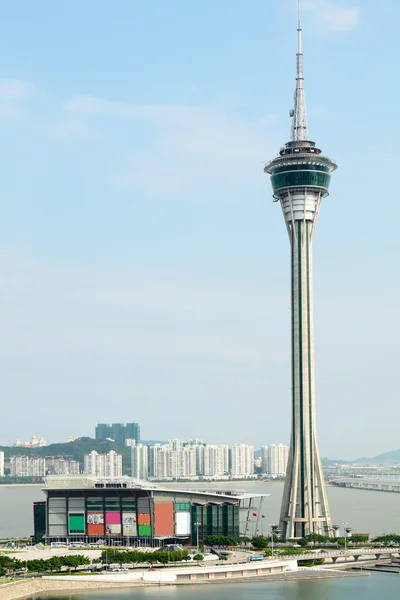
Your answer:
[0,0,399,459]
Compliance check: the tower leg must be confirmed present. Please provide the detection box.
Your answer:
[278,197,332,538]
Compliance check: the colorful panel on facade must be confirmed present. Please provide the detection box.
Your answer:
[88,523,104,536]
[154,502,174,536]
[175,511,191,536]
[123,512,137,536]
[138,513,150,525]
[106,523,121,535]
[105,512,120,525]
[138,524,151,536]
[69,513,85,532]
[87,511,104,525]
[87,511,104,535]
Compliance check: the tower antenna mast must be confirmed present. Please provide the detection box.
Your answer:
[292,0,308,141]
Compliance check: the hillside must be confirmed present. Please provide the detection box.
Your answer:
[353,449,400,465]
[322,449,400,466]
[0,437,132,474]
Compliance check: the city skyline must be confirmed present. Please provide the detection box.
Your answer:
[0,0,398,458]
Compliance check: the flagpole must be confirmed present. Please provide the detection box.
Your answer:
[254,502,261,537]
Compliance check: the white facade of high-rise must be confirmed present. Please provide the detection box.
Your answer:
[0,451,4,477]
[231,444,254,477]
[10,455,46,477]
[149,445,168,479]
[46,458,80,475]
[131,443,149,480]
[202,445,229,477]
[261,444,289,476]
[84,450,122,478]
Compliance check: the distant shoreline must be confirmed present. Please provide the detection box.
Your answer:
[0,480,285,488]
[0,484,43,487]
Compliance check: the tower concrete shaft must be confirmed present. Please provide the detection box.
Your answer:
[264,7,337,539]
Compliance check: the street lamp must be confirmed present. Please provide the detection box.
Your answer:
[194,522,201,554]
[269,524,278,558]
[342,522,352,556]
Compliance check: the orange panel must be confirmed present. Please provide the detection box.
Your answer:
[154,502,174,536]
[88,523,104,535]
[138,513,151,525]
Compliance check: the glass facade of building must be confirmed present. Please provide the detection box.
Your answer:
[271,166,331,194]
[95,422,140,444]
[33,501,46,543]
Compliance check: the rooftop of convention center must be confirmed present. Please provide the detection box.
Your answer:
[43,476,268,499]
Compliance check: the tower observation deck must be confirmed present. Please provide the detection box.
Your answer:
[264,8,337,539]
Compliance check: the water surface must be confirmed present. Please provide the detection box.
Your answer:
[32,573,400,600]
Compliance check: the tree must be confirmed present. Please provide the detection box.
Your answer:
[48,556,62,572]
[193,554,204,561]
[238,536,251,545]
[251,536,269,550]
[182,550,190,561]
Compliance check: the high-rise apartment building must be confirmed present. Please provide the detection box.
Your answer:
[261,444,289,476]
[84,450,122,478]
[10,456,46,477]
[131,443,149,480]
[95,422,140,445]
[231,445,254,477]
[0,451,4,477]
[202,445,229,477]
[110,423,125,445]
[95,424,110,440]
[126,422,141,444]
[46,458,80,475]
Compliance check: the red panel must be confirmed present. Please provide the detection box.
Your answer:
[138,513,151,525]
[154,502,174,536]
[88,524,104,535]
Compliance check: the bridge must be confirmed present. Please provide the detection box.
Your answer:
[330,478,400,493]
[279,547,399,563]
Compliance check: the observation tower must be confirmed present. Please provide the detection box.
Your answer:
[264,8,337,538]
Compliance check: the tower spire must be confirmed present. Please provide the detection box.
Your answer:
[291,0,308,141]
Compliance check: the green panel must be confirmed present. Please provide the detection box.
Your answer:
[271,170,331,192]
[87,498,104,510]
[69,514,85,532]
[175,502,191,511]
[191,505,205,542]
[207,505,219,536]
[138,524,152,536]
[221,504,238,537]
[121,499,136,510]
[272,163,330,175]
[105,498,120,511]
[233,504,239,538]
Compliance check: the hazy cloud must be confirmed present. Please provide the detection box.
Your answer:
[59,95,276,199]
[303,0,359,33]
[0,78,35,119]
[47,118,90,141]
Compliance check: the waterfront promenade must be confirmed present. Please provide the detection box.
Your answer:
[0,566,368,600]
